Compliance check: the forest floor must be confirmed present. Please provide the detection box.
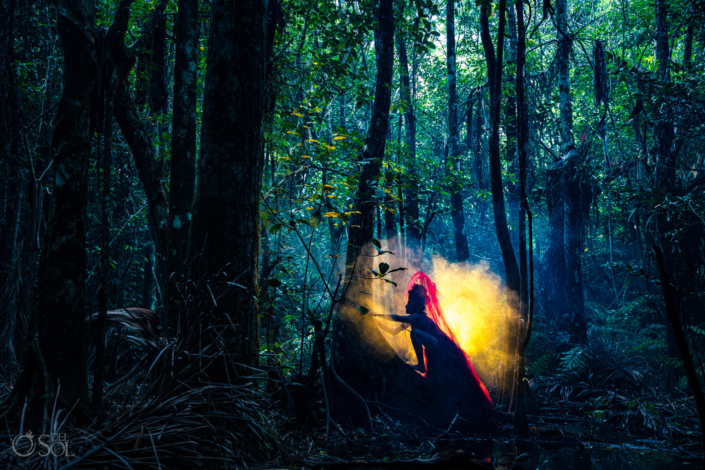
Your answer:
[1,373,703,469]
[258,376,704,470]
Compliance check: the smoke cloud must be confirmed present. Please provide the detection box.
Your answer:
[371,255,517,386]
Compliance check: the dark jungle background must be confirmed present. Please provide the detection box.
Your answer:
[0,0,704,468]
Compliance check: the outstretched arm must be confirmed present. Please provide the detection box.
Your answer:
[375,313,426,330]
[374,313,411,323]
[376,319,409,336]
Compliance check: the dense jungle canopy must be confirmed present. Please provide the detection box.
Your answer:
[1,0,705,468]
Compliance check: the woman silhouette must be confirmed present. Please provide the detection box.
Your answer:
[376,272,494,421]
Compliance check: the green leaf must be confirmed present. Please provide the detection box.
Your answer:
[379,262,389,275]
[359,306,370,315]
[372,238,382,249]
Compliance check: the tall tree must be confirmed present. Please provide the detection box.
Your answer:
[332,0,428,426]
[396,32,420,266]
[479,0,521,404]
[654,0,680,372]
[165,0,198,327]
[446,0,470,263]
[8,0,98,413]
[340,0,395,289]
[513,0,533,430]
[556,0,587,342]
[188,0,268,369]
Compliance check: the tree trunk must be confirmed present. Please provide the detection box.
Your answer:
[556,0,587,342]
[505,2,520,256]
[108,0,169,277]
[545,167,567,323]
[683,22,694,69]
[396,33,420,267]
[147,12,167,113]
[446,0,469,264]
[93,92,112,408]
[8,0,98,415]
[384,180,399,314]
[0,0,19,290]
[332,0,427,427]
[479,0,521,406]
[114,86,169,259]
[654,0,679,379]
[165,0,198,328]
[514,0,532,431]
[653,246,705,452]
[474,91,488,220]
[142,236,155,309]
[187,0,267,371]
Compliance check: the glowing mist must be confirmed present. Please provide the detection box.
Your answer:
[372,255,516,384]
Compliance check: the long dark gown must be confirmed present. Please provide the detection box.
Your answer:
[396,310,497,431]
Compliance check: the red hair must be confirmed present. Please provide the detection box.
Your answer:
[407,272,492,404]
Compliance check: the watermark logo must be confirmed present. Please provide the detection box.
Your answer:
[11,431,74,458]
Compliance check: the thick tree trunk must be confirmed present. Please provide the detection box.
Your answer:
[545,168,567,323]
[446,0,469,264]
[8,0,99,415]
[187,0,267,370]
[165,0,198,327]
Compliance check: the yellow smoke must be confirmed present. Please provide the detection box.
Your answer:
[372,255,515,384]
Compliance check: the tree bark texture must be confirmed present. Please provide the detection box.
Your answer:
[16,0,99,412]
[188,0,267,370]
[545,167,567,323]
[166,0,198,326]
[446,0,469,264]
